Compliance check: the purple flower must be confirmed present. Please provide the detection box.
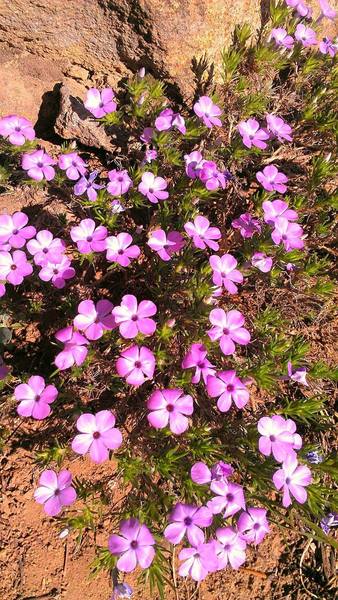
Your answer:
[257,415,299,462]
[256,165,288,193]
[143,149,158,164]
[270,28,295,50]
[0,114,35,146]
[273,453,312,507]
[207,370,249,412]
[54,326,89,370]
[138,171,169,204]
[34,469,77,516]
[293,1,312,17]
[72,410,122,463]
[84,88,117,118]
[58,152,87,180]
[262,199,298,225]
[0,211,36,248]
[305,450,323,464]
[116,345,155,387]
[190,461,233,485]
[199,161,229,191]
[208,481,246,517]
[295,24,317,47]
[70,218,107,254]
[140,127,154,143]
[111,199,125,214]
[147,229,185,261]
[14,375,58,420]
[155,108,186,134]
[251,252,273,273]
[74,171,104,201]
[193,96,222,128]
[184,151,205,179]
[287,361,308,386]
[108,518,155,572]
[27,230,65,265]
[320,513,338,535]
[147,389,194,434]
[209,254,243,294]
[215,527,246,570]
[164,503,213,546]
[74,299,115,340]
[184,215,221,251]
[39,255,75,288]
[106,233,140,266]
[112,583,133,600]
[207,309,251,356]
[21,149,56,182]
[271,216,304,251]
[0,355,9,379]
[0,250,32,285]
[232,213,262,238]
[237,508,270,545]
[0,284,6,299]
[181,343,216,384]
[107,169,133,196]
[319,0,337,19]
[266,114,293,143]
[238,119,270,150]
[319,37,338,57]
[113,294,157,339]
[178,542,218,582]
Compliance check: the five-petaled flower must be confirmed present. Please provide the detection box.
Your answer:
[207,309,251,355]
[21,149,56,181]
[116,345,155,386]
[147,389,194,434]
[74,299,115,340]
[0,114,35,145]
[273,453,312,507]
[14,375,58,420]
[184,216,221,251]
[84,88,117,118]
[138,172,169,204]
[207,370,249,412]
[34,469,77,516]
[113,294,157,339]
[193,96,222,128]
[72,411,122,463]
[108,518,155,572]
[164,503,213,546]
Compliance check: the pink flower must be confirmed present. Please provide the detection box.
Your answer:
[74,299,115,340]
[207,370,249,412]
[14,375,58,420]
[319,0,337,19]
[199,161,229,191]
[155,108,186,134]
[34,469,77,516]
[295,24,317,47]
[84,88,117,118]
[257,415,298,462]
[108,518,155,572]
[74,171,104,201]
[164,503,212,546]
[178,542,218,581]
[116,345,155,386]
[273,453,312,507]
[319,37,338,57]
[271,216,304,251]
[262,199,298,225]
[184,216,221,251]
[193,96,222,128]
[21,149,56,181]
[207,309,251,355]
[147,229,185,261]
[58,152,87,180]
[270,28,294,50]
[215,527,246,569]
[143,149,158,164]
[113,295,157,339]
[38,255,75,288]
[232,213,261,238]
[287,361,308,386]
[72,411,122,463]
[0,212,36,248]
[208,481,246,517]
[293,1,312,17]
[0,114,35,146]
[70,218,107,254]
[27,230,65,265]
[181,343,216,384]
[54,326,89,370]
[237,508,270,545]
[138,172,169,204]
[237,118,270,149]
[251,252,273,273]
[209,254,243,294]
[0,250,32,285]
[147,389,193,434]
[184,151,205,179]
[107,169,133,196]
[140,127,154,143]
[0,355,9,379]
[190,461,234,485]
[0,284,6,298]
[105,233,140,266]
[266,114,293,142]
[256,165,288,194]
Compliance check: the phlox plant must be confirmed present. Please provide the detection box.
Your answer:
[0,1,337,598]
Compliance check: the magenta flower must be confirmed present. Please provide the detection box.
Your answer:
[74,171,104,201]
[0,211,36,248]
[0,114,35,146]
[147,229,185,261]
[199,161,229,191]
[107,169,133,196]
[147,389,193,434]
[108,518,155,572]
[190,461,234,485]
[74,299,115,340]
[273,453,312,507]
[27,230,65,265]
[293,1,312,17]
[257,415,297,462]
[287,361,308,386]
[39,255,75,288]
[140,127,154,143]
[262,199,298,225]
[215,527,246,570]
[270,28,294,50]
[84,88,117,118]
[111,583,133,600]
[34,469,77,516]
[207,309,251,356]
[0,284,5,298]
[208,481,246,517]
[266,114,293,143]
[138,172,169,204]
[207,370,249,412]
[143,149,158,164]
[193,96,222,128]
[58,152,87,180]
[113,294,157,339]
[184,215,221,251]
[271,216,304,251]
[21,149,56,181]
[237,508,270,545]
[14,375,58,420]
[184,151,205,179]
[209,254,243,294]
[232,213,262,238]
[116,345,155,386]
[295,24,317,47]
[164,503,213,546]
[257,165,288,193]
[111,199,125,214]
[178,542,218,582]
[237,119,269,149]
[319,37,338,57]
[106,233,140,266]
[181,343,216,384]
[155,108,186,134]
[0,355,9,379]
[0,250,32,285]
[54,326,89,370]
[70,218,107,254]
[251,252,273,273]
[72,410,122,463]
[319,0,337,19]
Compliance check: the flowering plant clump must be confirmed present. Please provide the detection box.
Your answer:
[0,2,337,598]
